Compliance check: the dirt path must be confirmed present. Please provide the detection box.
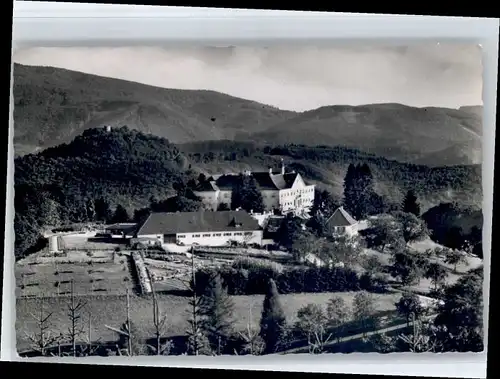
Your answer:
[281,314,437,354]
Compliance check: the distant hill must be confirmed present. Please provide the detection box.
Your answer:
[249,103,483,166]
[12,63,296,155]
[459,105,484,123]
[12,64,483,166]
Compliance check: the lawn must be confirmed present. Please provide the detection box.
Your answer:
[15,291,402,353]
[362,238,483,295]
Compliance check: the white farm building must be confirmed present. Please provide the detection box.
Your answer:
[135,210,263,247]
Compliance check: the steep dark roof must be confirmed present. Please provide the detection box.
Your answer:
[194,180,219,191]
[136,210,261,235]
[198,171,301,191]
[326,207,357,227]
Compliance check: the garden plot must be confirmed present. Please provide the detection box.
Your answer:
[15,255,134,298]
[144,254,231,293]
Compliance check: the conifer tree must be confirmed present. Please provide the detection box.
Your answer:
[231,174,264,213]
[200,273,235,354]
[402,190,421,217]
[343,163,378,219]
[111,204,130,224]
[259,279,287,354]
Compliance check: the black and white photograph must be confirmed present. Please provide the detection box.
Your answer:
[10,41,488,358]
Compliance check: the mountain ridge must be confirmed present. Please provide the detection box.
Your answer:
[12,63,483,166]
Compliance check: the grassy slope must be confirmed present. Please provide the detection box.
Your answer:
[250,103,483,166]
[12,64,296,155]
[15,291,401,352]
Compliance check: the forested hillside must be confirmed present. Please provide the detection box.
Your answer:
[14,127,195,259]
[14,128,482,260]
[179,140,482,211]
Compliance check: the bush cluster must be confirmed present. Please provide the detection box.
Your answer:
[194,264,388,296]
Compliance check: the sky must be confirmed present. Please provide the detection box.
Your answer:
[13,44,483,112]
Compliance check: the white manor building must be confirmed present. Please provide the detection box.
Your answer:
[135,210,263,247]
[193,163,315,215]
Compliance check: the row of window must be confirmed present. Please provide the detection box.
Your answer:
[177,231,253,239]
[281,187,314,198]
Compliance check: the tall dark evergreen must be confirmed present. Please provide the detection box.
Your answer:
[402,189,421,217]
[343,163,379,219]
[276,213,304,250]
[200,274,235,354]
[94,198,112,223]
[259,279,287,354]
[231,174,265,213]
[111,204,130,224]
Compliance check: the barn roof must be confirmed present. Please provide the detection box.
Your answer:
[136,210,261,235]
[326,207,357,227]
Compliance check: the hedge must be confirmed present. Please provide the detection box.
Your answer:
[194,265,388,295]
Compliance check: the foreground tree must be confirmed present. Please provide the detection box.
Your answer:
[402,190,421,217]
[25,297,58,356]
[238,307,265,355]
[186,254,211,355]
[433,267,484,352]
[361,215,404,252]
[353,291,378,337]
[329,234,364,267]
[390,250,426,286]
[444,249,468,273]
[105,289,143,356]
[291,231,331,263]
[326,295,352,343]
[425,262,448,290]
[147,285,173,356]
[276,213,304,251]
[260,279,287,354]
[67,280,87,357]
[394,211,428,243]
[311,189,339,218]
[395,292,425,327]
[200,273,235,354]
[295,304,332,354]
[397,314,439,352]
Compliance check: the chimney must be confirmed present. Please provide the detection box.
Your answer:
[281,159,285,175]
[269,167,273,174]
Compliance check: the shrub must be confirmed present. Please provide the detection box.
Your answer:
[194,264,385,295]
[231,256,284,274]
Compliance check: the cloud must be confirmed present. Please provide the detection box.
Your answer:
[13,44,482,111]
